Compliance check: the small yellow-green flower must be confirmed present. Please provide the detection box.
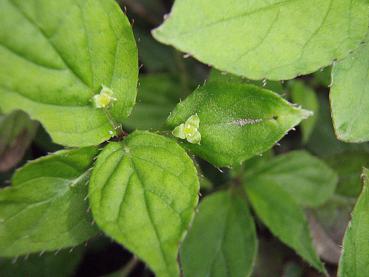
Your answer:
[93,85,117,108]
[172,114,201,144]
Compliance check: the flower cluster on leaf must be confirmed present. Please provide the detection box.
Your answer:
[172,114,201,144]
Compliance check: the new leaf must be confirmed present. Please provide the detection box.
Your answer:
[167,82,311,167]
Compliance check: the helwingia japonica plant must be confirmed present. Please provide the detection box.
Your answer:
[0,0,368,276]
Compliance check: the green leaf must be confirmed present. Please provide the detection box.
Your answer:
[167,81,311,167]
[331,38,369,142]
[0,248,83,277]
[135,27,177,73]
[338,168,369,277]
[153,0,369,80]
[0,0,138,147]
[245,151,337,207]
[208,69,285,95]
[306,96,369,157]
[180,190,257,277]
[0,110,38,172]
[312,67,332,87]
[89,131,199,277]
[289,81,319,143]
[325,151,369,197]
[123,74,181,130]
[0,147,99,257]
[244,179,325,273]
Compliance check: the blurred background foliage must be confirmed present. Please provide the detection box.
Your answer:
[0,0,368,276]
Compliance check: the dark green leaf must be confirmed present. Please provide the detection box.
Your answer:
[0,248,83,277]
[0,147,99,257]
[325,151,369,197]
[181,190,257,277]
[123,74,181,130]
[245,179,325,273]
[245,151,337,207]
[306,96,369,157]
[135,28,177,73]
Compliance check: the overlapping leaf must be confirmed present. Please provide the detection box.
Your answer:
[89,131,199,277]
[0,147,99,257]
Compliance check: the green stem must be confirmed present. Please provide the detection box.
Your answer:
[104,109,127,139]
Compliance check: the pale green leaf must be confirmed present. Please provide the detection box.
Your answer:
[331,38,369,142]
[180,190,257,277]
[0,0,138,147]
[0,147,99,257]
[153,0,369,80]
[123,74,180,131]
[245,179,325,273]
[167,82,311,167]
[338,168,369,277]
[245,151,337,207]
[289,81,319,143]
[0,110,38,171]
[89,131,199,277]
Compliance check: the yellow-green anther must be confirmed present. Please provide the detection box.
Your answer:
[172,114,201,144]
[93,85,117,109]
